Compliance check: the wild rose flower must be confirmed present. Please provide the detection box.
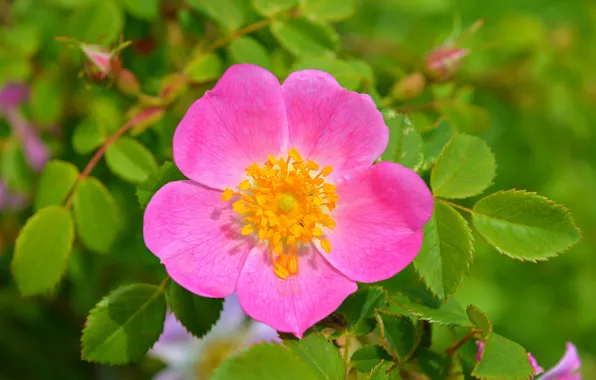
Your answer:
[149,294,279,380]
[143,64,434,337]
[476,341,581,379]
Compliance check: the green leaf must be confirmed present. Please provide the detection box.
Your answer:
[472,190,581,260]
[227,37,271,70]
[368,360,393,380]
[211,343,317,380]
[413,202,474,299]
[136,161,185,208]
[473,333,534,379]
[350,346,392,372]
[292,57,361,90]
[11,206,75,296]
[70,0,124,44]
[252,0,297,16]
[466,304,492,338]
[122,0,159,20]
[34,160,79,211]
[72,119,106,155]
[338,286,387,336]
[381,110,424,170]
[300,0,356,21]
[184,53,223,83]
[90,96,123,134]
[167,280,223,339]
[438,101,491,134]
[82,283,167,364]
[270,19,339,57]
[105,137,158,184]
[285,333,345,380]
[186,0,245,30]
[376,311,419,362]
[73,177,120,254]
[30,75,64,126]
[390,293,470,327]
[431,134,496,199]
[0,138,34,193]
[0,23,41,57]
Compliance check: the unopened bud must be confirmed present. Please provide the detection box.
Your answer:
[391,72,426,101]
[426,47,468,81]
[81,44,116,81]
[116,69,141,96]
[159,73,188,104]
[128,106,165,136]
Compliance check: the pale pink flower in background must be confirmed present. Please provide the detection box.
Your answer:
[149,294,279,380]
[476,341,581,379]
[143,64,434,337]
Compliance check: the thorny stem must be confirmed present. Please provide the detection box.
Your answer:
[446,329,479,356]
[436,198,474,214]
[343,334,352,380]
[201,19,273,55]
[64,118,136,209]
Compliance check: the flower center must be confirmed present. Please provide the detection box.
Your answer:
[222,148,337,280]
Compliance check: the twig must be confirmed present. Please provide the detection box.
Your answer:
[436,198,474,214]
[446,329,478,356]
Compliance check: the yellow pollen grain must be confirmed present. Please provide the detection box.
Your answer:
[224,148,338,280]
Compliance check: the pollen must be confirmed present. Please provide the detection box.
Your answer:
[222,148,337,280]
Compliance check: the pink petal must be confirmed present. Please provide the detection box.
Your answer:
[236,244,357,338]
[317,162,433,282]
[529,352,545,375]
[173,64,288,190]
[282,70,388,180]
[143,181,253,297]
[541,342,581,380]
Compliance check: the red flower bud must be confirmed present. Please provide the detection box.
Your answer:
[426,47,468,81]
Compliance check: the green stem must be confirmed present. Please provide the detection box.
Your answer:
[436,198,474,214]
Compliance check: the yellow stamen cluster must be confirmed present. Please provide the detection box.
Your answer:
[222,148,338,280]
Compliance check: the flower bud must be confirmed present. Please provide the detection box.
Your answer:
[129,106,165,136]
[116,69,141,96]
[159,73,188,104]
[391,72,426,101]
[426,47,468,81]
[81,43,124,83]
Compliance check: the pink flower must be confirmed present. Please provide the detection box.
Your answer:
[476,341,581,379]
[540,343,581,380]
[143,64,434,337]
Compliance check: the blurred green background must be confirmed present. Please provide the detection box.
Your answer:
[1,0,595,378]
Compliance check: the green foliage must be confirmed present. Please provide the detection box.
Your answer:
[184,53,224,83]
[467,304,492,338]
[350,345,392,372]
[72,119,106,155]
[375,311,419,362]
[431,134,496,199]
[212,343,317,380]
[122,0,159,20]
[81,283,167,364]
[285,333,345,379]
[473,333,534,379]
[167,280,223,339]
[338,286,387,336]
[69,0,124,43]
[73,177,120,254]
[292,57,361,90]
[34,160,79,211]
[414,202,474,299]
[228,37,272,69]
[105,137,157,183]
[187,0,246,31]
[271,19,339,57]
[11,206,75,295]
[472,190,581,260]
[391,293,470,327]
[136,161,184,208]
[30,75,64,126]
[299,0,356,21]
[381,111,424,170]
[253,0,297,17]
